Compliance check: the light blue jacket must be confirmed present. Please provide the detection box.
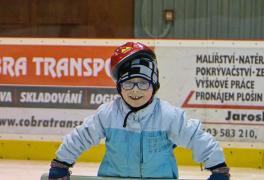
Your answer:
[56,97,225,179]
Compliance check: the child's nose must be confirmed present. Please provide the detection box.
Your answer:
[132,84,140,91]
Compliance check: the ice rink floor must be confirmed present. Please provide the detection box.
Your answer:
[0,159,264,180]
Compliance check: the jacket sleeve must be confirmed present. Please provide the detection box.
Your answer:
[55,104,108,164]
[167,108,225,169]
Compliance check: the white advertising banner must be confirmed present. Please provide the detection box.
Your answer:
[156,40,264,145]
[0,38,263,147]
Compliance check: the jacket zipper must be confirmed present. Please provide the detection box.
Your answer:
[140,130,143,178]
[138,113,143,178]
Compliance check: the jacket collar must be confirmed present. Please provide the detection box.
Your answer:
[119,97,158,120]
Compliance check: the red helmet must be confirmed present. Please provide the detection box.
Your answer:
[110,42,156,82]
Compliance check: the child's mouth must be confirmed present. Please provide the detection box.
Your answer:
[129,96,143,100]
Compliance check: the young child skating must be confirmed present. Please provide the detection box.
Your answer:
[48,42,230,180]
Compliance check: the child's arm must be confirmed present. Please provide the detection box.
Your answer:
[49,104,108,179]
[55,113,106,164]
[167,109,229,179]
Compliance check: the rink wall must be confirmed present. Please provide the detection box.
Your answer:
[0,140,264,169]
[1,38,264,168]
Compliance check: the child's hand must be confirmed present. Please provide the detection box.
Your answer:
[207,166,230,180]
[48,159,72,180]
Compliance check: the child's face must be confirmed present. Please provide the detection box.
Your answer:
[120,77,153,108]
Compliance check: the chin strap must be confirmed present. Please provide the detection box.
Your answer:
[123,110,134,127]
[122,95,154,128]
[122,101,152,128]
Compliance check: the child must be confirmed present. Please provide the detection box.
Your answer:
[48,42,230,180]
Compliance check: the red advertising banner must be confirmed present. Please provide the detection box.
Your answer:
[0,45,116,87]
